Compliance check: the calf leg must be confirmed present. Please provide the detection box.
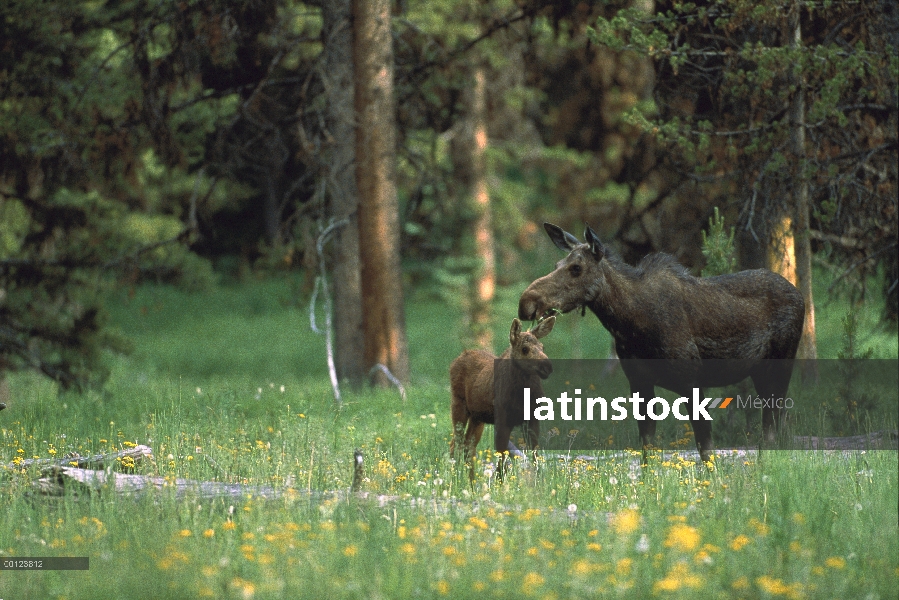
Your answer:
[450,393,469,459]
[632,384,657,465]
[494,423,513,482]
[464,421,486,462]
[690,387,714,463]
[523,421,540,463]
[451,419,468,459]
[524,421,540,451]
[461,420,486,483]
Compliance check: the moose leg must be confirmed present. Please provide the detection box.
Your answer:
[690,387,714,463]
[450,419,464,458]
[752,364,793,445]
[450,398,469,459]
[524,421,540,456]
[494,423,513,482]
[464,421,486,462]
[506,422,539,467]
[632,384,658,466]
[461,420,485,483]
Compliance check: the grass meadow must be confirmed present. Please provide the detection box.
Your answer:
[1,271,897,599]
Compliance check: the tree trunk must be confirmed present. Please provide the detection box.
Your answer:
[885,249,898,323]
[768,215,796,286]
[789,3,818,377]
[465,67,494,350]
[323,0,365,386]
[352,0,409,384]
[263,172,281,245]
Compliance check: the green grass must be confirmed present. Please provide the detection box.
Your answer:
[0,272,896,599]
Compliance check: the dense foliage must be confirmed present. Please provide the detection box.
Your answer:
[1,0,896,387]
[592,0,898,308]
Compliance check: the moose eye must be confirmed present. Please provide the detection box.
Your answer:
[569,264,582,277]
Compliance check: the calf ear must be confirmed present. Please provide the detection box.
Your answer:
[531,315,556,339]
[510,318,522,345]
[544,223,580,251]
[584,225,605,261]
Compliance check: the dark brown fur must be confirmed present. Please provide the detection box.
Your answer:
[450,317,555,475]
[519,223,804,461]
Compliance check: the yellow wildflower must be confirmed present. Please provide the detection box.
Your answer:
[570,560,594,576]
[664,524,700,552]
[610,509,640,535]
[521,572,545,595]
[749,518,770,536]
[755,575,801,598]
[653,561,703,593]
[729,534,750,551]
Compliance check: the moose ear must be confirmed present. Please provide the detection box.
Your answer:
[584,225,605,260]
[531,315,555,339]
[510,318,522,345]
[544,223,580,251]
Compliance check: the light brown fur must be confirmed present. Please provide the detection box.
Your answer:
[450,317,555,474]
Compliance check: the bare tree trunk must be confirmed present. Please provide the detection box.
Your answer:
[885,249,898,323]
[323,0,365,386]
[768,215,796,286]
[263,175,281,245]
[353,0,409,384]
[789,3,818,377]
[455,66,496,350]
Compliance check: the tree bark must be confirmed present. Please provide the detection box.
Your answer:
[768,215,796,286]
[323,0,365,386]
[462,67,495,350]
[789,3,818,377]
[352,0,409,384]
[263,175,281,246]
[885,249,898,323]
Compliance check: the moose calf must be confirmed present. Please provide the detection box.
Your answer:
[450,317,555,475]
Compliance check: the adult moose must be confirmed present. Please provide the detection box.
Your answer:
[518,223,804,462]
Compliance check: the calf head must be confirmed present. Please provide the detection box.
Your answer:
[518,223,607,321]
[509,316,555,379]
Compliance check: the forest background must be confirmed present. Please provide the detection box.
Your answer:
[0,0,897,392]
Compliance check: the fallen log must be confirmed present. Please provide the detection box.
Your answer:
[5,445,154,472]
[792,430,898,450]
[31,466,284,500]
[26,464,596,527]
[24,448,406,505]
